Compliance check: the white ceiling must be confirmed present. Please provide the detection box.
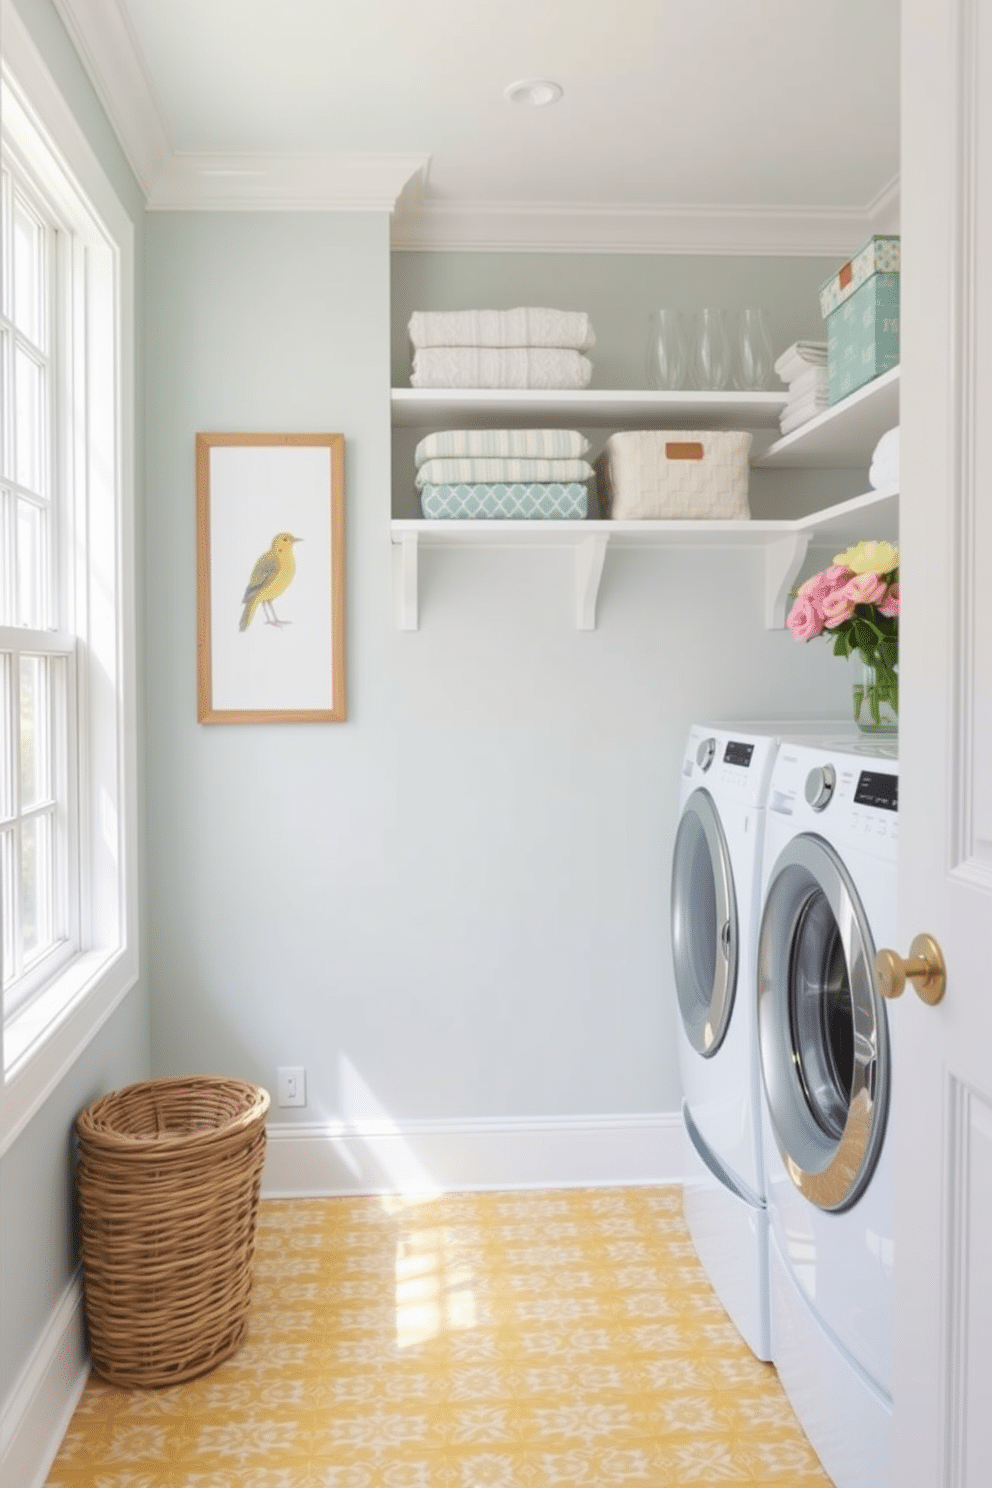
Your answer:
[50,0,901,253]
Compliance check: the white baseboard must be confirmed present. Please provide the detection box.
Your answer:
[0,1270,89,1488]
[263,1110,686,1197]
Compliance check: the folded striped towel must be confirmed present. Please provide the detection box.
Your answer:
[408,308,595,352]
[414,428,590,466]
[421,483,589,520]
[410,347,593,390]
[415,456,594,490]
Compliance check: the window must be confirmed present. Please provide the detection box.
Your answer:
[0,31,137,1151]
[1,140,78,1019]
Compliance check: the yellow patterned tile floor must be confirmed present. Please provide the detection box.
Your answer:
[47,1186,831,1486]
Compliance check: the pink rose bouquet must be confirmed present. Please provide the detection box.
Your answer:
[787,539,899,721]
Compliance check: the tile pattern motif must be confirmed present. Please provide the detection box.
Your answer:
[47,1186,830,1486]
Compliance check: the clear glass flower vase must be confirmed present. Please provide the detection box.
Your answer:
[852,656,898,734]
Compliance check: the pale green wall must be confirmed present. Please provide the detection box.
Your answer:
[143,219,855,1138]
[0,0,150,1405]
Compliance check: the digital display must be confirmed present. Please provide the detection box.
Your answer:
[724,741,755,768]
[854,770,899,812]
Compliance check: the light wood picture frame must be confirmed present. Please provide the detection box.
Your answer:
[196,432,346,723]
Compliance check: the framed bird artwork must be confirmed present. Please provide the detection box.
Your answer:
[196,432,346,722]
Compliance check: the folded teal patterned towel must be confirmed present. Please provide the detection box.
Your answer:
[414,428,590,466]
[421,483,589,519]
[415,457,593,490]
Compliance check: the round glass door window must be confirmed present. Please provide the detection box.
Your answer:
[757,833,889,1211]
[671,788,738,1057]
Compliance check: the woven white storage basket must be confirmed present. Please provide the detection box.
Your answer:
[594,430,752,520]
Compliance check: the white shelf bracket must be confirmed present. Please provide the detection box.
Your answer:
[393,530,419,631]
[765,532,810,629]
[576,534,609,630]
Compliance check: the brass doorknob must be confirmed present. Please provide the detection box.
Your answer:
[875,933,947,1005]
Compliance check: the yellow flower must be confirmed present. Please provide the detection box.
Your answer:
[833,539,899,574]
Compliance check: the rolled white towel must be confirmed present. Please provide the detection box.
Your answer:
[869,426,900,489]
[408,307,596,352]
[410,346,593,390]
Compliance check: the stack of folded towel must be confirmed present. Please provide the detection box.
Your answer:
[774,341,829,435]
[415,428,593,519]
[408,308,595,390]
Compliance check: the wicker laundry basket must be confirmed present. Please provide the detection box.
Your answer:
[75,1076,270,1388]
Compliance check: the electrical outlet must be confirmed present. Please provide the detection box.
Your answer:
[276,1066,306,1108]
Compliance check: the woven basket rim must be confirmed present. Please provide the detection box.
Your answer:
[76,1075,270,1150]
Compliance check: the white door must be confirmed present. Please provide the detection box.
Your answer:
[895,1,992,1482]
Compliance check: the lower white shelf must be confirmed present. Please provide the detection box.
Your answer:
[390,486,898,632]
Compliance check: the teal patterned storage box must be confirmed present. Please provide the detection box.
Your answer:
[819,236,900,404]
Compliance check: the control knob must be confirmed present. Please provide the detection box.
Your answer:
[805,764,836,811]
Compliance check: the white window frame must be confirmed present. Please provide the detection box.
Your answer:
[0,10,138,1156]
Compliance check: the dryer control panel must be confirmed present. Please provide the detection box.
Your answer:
[682,727,778,809]
[768,742,899,861]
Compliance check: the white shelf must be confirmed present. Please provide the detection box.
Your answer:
[392,387,788,431]
[756,366,900,468]
[390,485,898,633]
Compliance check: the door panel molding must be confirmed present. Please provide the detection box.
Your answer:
[945,1076,992,1486]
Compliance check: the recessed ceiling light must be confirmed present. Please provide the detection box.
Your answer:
[504,79,564,108]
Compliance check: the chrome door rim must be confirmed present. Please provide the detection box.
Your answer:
[757,833,889,1212]
[671,787,738,1057]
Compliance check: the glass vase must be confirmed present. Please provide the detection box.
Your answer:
[645,309,688,390]
[852,655,898,735]
[692,308,731,390]
[734,308,774,390]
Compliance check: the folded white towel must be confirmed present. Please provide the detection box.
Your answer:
[414,428,590,467]
[415,456,594,490]
[779,400,830,436]
[786,365,830,399]
[411,347,593,390]
[775,340,828,385]
[783,388,830,417]
[408,307,596,351]
[869,425,900,489]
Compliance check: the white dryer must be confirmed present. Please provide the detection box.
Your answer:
[671,721,838,1362]
[756,737,899,1488]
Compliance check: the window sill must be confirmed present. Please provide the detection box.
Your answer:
[1,946,138,1158]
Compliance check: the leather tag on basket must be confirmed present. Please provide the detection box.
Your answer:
[665,441,704,460]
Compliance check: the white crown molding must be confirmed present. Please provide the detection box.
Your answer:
[43,0,901,241]
[48,0,172,196]
[390,197,900,256]
[867,172,902,234]
[262,1110,685,1198]
[47,0,430,210]
[146,152,431,212]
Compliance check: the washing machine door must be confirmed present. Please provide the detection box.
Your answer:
[757,832,890,1212]
[671,787,738,1057]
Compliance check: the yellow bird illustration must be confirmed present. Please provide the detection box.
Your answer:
[239,532,301,630]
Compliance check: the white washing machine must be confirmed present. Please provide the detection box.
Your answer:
[756,736,899,1488]
[671,721,849,1362]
